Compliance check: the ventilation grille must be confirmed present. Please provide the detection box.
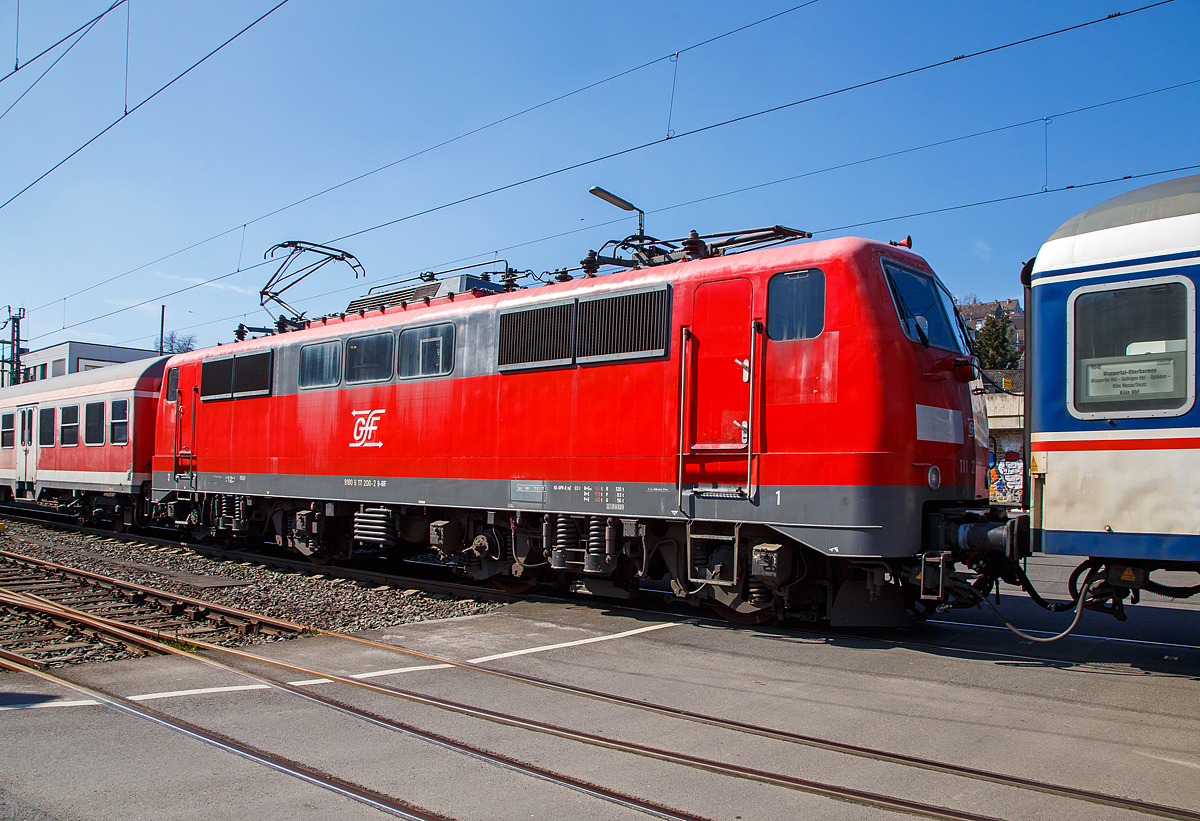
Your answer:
[498,303,574,369]
[346,283,440,313]
[200,358,234,399]
[232,351,273,397]
[577,288,669,362]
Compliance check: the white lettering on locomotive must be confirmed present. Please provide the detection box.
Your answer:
[350,409,386,448]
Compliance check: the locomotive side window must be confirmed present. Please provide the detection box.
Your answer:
[1069,277,1195,418]
[201,358,234,400]
[110,400,128,445]
[0,414,12,448]
[299,341,342,388]
[165,367,179,401]
[882,260,969,354]
[232,351,273,398]
[345,333,394,383]
[767,269,825,341]
[60,406,78,446]
[39,408,54,447]
[84,402,104,446]
[399,324,454,378]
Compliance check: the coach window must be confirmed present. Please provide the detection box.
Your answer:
[345,333,393,384]
[1069,276,1195,419]
[165,367,179,401]
[768,269,825,341]
[84,402,105,445]
[399,324,454,378]
[299,340,342,388]
[39,408,55,447]
[0,414,12,448]
[882,260,969,354]
[60,406,79,446]
[110,400,128,445]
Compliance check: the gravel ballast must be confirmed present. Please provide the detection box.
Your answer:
[0,520,504,636]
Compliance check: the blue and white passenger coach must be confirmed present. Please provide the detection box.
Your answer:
[1026,174,1200,602]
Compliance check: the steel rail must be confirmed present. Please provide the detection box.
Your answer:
[0,547,310,635]
[0,655,450,821]
[1,589,712,821]
[312,631,1200,821]
[11,589,1010,821]
[7,514,1196,819]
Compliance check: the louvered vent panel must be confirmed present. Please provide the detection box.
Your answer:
[498,303,575,369]
[346,283,440,313]
[577,288,669,362]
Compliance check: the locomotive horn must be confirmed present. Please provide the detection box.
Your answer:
[889,235,913,248]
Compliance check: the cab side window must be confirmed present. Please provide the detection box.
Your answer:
[767,269,826,341]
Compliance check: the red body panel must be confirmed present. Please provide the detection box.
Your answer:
[151,238,975,500]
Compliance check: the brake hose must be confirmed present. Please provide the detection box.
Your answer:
[951,567,1097,643]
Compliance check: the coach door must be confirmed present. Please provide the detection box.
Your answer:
[680,278,761,494]
[17,405,37,489]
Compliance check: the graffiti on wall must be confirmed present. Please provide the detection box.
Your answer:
[989,432,1024,504]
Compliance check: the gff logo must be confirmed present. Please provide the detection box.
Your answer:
[350,409,386,448]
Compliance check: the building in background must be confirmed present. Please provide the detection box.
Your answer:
[18,342,160,384]
[982,368,1024,504]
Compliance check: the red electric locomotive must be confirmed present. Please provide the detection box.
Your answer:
[144,227,1010,625]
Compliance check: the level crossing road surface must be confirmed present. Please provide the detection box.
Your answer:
[1,554,1198,821]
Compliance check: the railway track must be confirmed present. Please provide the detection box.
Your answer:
[0,504,521,604]
[0,547,307,667]
[6,574,1194,821]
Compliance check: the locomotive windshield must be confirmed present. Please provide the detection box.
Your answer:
[882,260,969,354]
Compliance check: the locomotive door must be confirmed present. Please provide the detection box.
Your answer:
[166,367,197,486]
[17,405,38,488]
[680,278,760,491]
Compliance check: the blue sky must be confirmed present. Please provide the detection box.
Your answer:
[1,0,1196,352]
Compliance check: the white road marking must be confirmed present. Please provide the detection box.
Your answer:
[130,684,270,701]
[1134,751,1200,769]
[2,619,691,709]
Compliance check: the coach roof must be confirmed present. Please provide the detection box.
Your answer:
[1047,174,1200,241]
[0,356,168,403]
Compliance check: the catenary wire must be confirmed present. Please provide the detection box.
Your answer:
[0,9,107,123]
[0,0,125,83]
[23,1,825,315]
[110,163,1200,347]
[26,3,1186,341]
[0,0,292,212]
[327,0,1178,243]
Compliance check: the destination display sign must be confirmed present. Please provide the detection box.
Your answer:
[1086,358,1174,397]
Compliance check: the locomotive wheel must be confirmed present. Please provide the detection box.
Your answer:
[706,602,776,626]
[110,518,126,535]
[490,575,533,594]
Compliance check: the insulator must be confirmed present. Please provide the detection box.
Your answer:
[580,251,599,275]
[683,230,709,260]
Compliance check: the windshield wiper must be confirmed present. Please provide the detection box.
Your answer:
[885,271,930,348]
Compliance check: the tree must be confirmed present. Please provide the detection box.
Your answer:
[974,313,1019,369]
[160,331,198,353]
